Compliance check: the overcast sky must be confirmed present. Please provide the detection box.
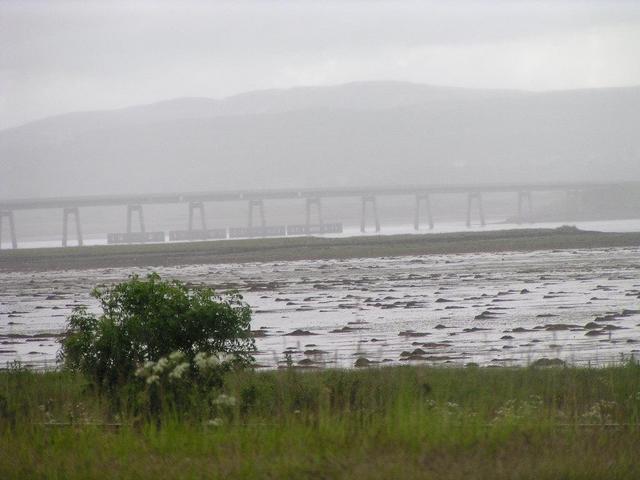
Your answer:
[2,0,640,129]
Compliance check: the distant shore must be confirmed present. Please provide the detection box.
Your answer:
[2,226,640,272]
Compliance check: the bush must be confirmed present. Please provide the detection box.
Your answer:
[59,273,255,390]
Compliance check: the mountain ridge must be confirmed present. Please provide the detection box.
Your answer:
[2,81,639,198]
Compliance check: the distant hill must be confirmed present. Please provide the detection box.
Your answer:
[2,81,639,198]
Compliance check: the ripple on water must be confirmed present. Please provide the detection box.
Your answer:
[2,247,640,369]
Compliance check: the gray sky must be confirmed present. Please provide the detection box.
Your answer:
[2,0,640,129]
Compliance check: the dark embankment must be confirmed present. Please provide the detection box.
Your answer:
[2,227,640,272]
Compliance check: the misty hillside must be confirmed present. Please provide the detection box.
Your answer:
[2,82,640,199]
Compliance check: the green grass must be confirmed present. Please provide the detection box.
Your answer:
[3,364,640,479]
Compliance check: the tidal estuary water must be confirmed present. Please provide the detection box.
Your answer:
[2,246,640,369]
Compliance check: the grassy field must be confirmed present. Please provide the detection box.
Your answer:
[2,363,640,479]
[3,226,640,272]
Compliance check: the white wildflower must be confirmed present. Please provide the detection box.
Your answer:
[215,352,236,364]
[194,352,209,370]
[213,394,236,407]
[169,362,190,380]
[169,351,185,362]
[135,360,156,378]
[153,357,169,374]
[146,374,160,385]
[206,355,221,368]
[206,418,223,427]
[194,351,236,371]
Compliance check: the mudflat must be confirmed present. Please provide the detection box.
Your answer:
[2,227,640,272]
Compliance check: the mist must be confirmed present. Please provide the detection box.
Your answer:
[2,0,640,243]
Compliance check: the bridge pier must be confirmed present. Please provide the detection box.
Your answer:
[414,193,434,230]
[0,210,17,249]
[305,197,324,232]
[188,201,207,231]
[62,207,83,247]
[127,204,146,235]
[466,193,485,227]
[517,191,533,224]
[360,195,380,233]
[248,199,266,228]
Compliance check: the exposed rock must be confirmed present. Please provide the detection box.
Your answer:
[531,358,565,367]
[585,330,606,336]
[420,342,449,349]
[544,324,580,331]
[511,327,533,333]
[304,349,328,355]
[297,358,318,366]
[285,329,317,336]
[474,311,498,320]
[330,325,369,333]
[400,354,428,361]
[45,295,65,300]
[354,357,373,367]
[398,330,430,337]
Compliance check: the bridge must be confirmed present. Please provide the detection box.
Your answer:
[1,181,638,248]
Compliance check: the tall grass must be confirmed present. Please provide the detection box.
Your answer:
[2,363,640,479]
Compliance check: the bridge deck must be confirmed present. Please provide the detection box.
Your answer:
[1,181,638,211]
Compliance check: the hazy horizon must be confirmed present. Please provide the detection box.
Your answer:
[3,0,640,209]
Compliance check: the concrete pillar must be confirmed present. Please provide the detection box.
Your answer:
[188,201,207,231]
[466,193,485,227]
[248,199,266,229]
[126,205,145,235]
[0,210,17,249]
[414,193,434,230]
[62,207,83,247]
[517,191,533,224]
[305,197,324,232]
[360,195,380,233]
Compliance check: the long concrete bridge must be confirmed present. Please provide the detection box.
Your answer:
[1,181,638,248]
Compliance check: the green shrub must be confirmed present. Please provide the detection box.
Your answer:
[59,273,255,390]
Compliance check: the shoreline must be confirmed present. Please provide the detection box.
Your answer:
[2,227,640,272]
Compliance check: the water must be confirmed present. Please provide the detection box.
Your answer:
[2,246,640,369]
[5,217,640,250]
